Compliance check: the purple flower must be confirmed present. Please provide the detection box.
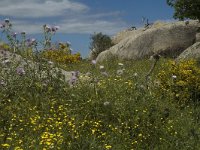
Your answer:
[51,26,59,32]
[31,38,36,42]
[27,38,37,46]
[68,71,80,87]
[12,32,18,38]
[31,38,37,44]
[91,60,96,65]
[16,67,25,75]
[0,23,5,28]
[4,18,10,23]
[68,75,78,87]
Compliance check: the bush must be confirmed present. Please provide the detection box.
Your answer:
[167,0,200,21]
[42,42,81,64]
[157,59,200,105]
[89,32,114,60]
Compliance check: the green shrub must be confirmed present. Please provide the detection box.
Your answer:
[157,59,200,105]
[89,32,114,60]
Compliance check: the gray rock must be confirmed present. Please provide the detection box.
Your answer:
[196,33,200,42]
[0,49,73,81]
[96,20,200,62]
[177,42,200,60]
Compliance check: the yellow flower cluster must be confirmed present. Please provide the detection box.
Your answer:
[42,43,81,64]
[157,59,200,104]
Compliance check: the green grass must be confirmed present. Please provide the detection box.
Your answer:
[0,55,200,150]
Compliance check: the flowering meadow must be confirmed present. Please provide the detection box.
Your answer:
[0,19,200,150]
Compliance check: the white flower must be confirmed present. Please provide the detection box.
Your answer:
[0,80,6,86]
[133,72,138,77]
[66,41,71,45]
[172,75,177,79]
[118,63,124,66]
[48,61,53,65]
[2,59,11,65]
[104,101,110,106]
[149,56,154,60]
[99,65,104,69]
[101,71,108,76]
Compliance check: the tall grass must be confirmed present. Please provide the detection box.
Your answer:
[1,56,200,150]
[0,19,200,150]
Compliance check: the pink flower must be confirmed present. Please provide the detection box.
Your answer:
[91,60,96,65]
[51,26,59,32]
[16,67,25,75]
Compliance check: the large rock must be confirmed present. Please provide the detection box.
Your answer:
[177,42,200,60]
[96,20,200,62]
[196,33,200,42]
[112,28,145,45]
[0,49,73,81]
[112,21,168,44]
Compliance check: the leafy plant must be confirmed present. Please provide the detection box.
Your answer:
[89,32,114,60]
[167,0,200,21]
[157,59,200,105]
[42,42,81,64]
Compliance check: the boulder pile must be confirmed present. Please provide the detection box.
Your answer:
[96,20,200,62]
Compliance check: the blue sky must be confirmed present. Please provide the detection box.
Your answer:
[0,0,174,58]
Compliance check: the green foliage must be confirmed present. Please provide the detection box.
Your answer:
[167,0,200,20]
[1,19,200,150]
[157,59,200,105]
[0,42,10,50]
[42,42,82,64]
[89,32,114,59]
[1,58,200,149]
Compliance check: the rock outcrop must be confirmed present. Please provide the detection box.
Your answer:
[196,33,200,42]
[0,49,73,81]
[96,20,200,62]
[177,42,200,60]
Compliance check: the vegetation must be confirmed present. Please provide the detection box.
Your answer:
[89,32,114,60]
[167,0,200,21]
[1,19,200,150]
[42,42,81,65]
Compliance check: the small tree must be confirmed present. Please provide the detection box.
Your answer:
[167,0,200,21]
[89,32,114,60]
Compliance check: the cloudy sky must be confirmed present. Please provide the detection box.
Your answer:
[0,0,174,57]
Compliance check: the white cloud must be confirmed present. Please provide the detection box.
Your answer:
[0,0,89,18]
[0,0,128,35]
[11,18,126,35]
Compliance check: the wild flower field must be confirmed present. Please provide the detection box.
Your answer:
[0,19,200,150]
